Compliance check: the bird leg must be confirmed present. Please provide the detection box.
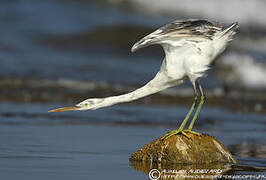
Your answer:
[187,80,205,131]
[161,99,197,139]
[161,81,201,140]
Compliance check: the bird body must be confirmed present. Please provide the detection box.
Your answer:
[132,19,237,84]
[49,18,238,135]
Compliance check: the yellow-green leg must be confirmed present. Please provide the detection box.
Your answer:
[161,98,197,139]
[187,81,205,131]
[161,80,204,140]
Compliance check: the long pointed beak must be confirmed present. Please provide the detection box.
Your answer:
[49,106,80,112]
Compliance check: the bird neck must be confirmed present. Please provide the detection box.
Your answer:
[102,70,174,108]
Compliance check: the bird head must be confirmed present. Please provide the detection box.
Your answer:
[49,98,105,112]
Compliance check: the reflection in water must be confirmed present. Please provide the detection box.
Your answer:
[130,161,233,180]
[229,142,266,158]
[130,161,266,179]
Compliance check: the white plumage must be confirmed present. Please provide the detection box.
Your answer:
[50,19,238,138]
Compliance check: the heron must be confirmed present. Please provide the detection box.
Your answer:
[49,19,238,139]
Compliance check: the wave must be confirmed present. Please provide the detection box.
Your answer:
[217,52,266,89]
[127,0,266,27]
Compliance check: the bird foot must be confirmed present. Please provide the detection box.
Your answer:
[161,129,188,140]
[182,130,201,136]
[161,129,201,140]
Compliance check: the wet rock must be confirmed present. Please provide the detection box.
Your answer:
[130,132,237,164]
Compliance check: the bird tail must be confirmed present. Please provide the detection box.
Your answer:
[212,22,238,55]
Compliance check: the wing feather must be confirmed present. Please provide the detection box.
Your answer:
[131,19,222,52]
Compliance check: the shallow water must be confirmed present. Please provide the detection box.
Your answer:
[1,0,266,179]
[0,102,266,179]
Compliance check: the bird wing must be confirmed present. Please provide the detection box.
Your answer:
[131,19,222,52]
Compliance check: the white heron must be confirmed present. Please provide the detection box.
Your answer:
[49,19,238,139]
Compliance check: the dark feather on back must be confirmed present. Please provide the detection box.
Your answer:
[159,19,222,39]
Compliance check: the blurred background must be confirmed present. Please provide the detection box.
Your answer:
[0,0,265,179]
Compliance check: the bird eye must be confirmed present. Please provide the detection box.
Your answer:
[86,101,94,106]
[78,102,88,107]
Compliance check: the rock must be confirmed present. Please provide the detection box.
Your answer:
[130,132,237,164]
[130,132,237,179]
